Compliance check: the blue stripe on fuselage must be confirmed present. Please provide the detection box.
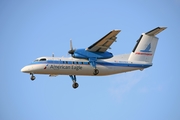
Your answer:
[29,60,152,68]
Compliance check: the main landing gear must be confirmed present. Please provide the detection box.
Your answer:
[69,75,79,89]
[93,68,99,75]
[89,58,99,75]
[30,73,36,81]
[69,68,99,89]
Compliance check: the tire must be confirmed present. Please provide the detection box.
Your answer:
[72,83,79,89]
[93,69,99,75]
[31,76,36,81]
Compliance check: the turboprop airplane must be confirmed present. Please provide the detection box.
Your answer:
[21,27,166,89]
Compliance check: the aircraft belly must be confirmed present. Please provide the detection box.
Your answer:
[98,66,139,75]
[113,66,139,74]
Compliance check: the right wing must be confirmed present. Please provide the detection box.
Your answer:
[86,30,121,52]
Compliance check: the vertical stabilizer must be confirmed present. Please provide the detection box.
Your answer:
[128,27,167,63]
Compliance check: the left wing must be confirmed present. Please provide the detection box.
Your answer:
[86,30,121,52]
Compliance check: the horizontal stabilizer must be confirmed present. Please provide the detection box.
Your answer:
[145,27,167,36]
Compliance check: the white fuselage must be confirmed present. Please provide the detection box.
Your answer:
[21,55,152,76]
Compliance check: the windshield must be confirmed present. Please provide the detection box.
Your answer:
[40,58,46,61]
[34,58,47,62]
[34,59,39,62]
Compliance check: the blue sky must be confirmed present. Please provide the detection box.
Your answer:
[1,0,180,120]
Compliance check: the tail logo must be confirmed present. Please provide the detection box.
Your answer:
[135,43,152,56]
[140,43,151,52]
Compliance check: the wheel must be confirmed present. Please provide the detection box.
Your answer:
[93,68,99,75]
[72,82,79,89]
[31,76,36,81]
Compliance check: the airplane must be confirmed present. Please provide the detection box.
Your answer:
[21,27,167,89]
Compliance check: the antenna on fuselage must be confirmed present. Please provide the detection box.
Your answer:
[52,53,54,57]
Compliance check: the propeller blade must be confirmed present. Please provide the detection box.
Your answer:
[68,40,75,55]
[70,39,73,50]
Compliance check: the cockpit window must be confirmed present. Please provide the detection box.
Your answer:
[34,59,39,62]
[34,58,46,62]
[40,58,46,61]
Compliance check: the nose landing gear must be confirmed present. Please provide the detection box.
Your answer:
[30,73,36,81]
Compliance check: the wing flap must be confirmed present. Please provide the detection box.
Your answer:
[87,30,120,52]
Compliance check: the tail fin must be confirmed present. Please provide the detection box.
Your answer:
[128,27,167,63]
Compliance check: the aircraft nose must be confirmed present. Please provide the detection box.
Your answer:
[21,66,31,73]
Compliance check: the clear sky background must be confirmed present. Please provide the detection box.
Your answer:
[1,0,180,120]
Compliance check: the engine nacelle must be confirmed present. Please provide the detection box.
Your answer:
[72,49,113,59]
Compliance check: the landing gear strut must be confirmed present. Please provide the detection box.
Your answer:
[93,68,99,75]
[30,73,36,81]
[89,58,99,75]
[69,75,79,89]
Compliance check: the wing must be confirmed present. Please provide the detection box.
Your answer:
[86,30,121,52]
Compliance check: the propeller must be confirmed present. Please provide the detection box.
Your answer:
[68,40,75,55]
